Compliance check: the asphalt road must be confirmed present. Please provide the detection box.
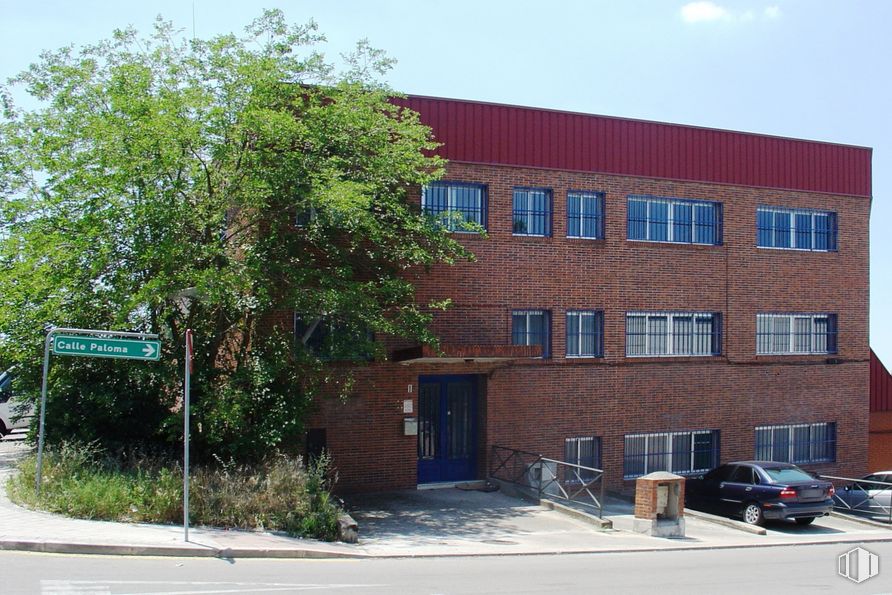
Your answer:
[5,542,892,595]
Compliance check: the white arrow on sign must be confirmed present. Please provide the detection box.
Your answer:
[142,343,156,358]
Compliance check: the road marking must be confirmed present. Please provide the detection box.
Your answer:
[41,580,386,594]
[41,580,110,594]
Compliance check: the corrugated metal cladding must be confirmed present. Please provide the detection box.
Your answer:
[871,350,892,412]
[395,96,872,198]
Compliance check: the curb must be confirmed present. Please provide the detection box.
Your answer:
[683,508,767,535]
[539,500,614,530]
[830,510,892,529]
[0,539,368,559]
[4,534,892,560]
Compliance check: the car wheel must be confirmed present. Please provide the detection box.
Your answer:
[742,502,764,526]
[794,517,815,526]
[0,421,7,437]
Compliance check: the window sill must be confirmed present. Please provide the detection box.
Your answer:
[626,238,725,252]
[566,236,605,242]
[755,352,836,357]
[623,355,725,364]
[446,230,486,236]
[756,246,837,253]
[754,354,839,365]
[626,239,722,248]
[623,471,704,481]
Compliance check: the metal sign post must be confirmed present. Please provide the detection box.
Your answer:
[35,332,53,496]
[184,329,193,542]
[36,327,160,496]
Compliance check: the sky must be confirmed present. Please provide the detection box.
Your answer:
[1,0,891,361]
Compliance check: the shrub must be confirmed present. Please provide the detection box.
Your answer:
[7,442,342,541]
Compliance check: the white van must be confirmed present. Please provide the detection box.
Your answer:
[0,370,33,435]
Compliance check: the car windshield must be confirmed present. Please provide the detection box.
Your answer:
[762,467,814,483]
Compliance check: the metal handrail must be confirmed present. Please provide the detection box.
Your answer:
[489,445,606,518]
[818,474,892,523]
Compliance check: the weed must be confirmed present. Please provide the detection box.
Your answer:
[7,442,342,541]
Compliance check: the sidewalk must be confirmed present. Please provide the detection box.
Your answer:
[1,438,891,559]
[0,439,357,558]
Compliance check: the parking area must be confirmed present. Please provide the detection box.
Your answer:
[344,485,892,556]
[343,486,616,556]
[762,513,888,536]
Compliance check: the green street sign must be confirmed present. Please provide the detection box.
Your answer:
[52,335,161,361]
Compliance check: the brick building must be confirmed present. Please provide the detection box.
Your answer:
[300,96,872,494]
[869,349,892,471]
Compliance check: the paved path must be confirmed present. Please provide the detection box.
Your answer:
[0,436,890,559]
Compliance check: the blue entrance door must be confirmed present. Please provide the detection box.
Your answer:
[417,375,477,484]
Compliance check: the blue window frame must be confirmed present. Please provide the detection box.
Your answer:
[626,311,722,357]
[512,310,550,357]
[756,207,837,251]
[567,191,605,239]
[623,430,720,478]
[756,313,838,355]
[566,310,604,358]
[627,196,722,245]
[755,422,836,464]
[422,181,487,232]
[513,188,552,236]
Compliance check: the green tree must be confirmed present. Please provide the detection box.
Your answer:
[0,10,471,460]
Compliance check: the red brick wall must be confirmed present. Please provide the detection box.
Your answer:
[486,360,866,492]
[295,160,869,493]
[305,362,502,493]
[869,411,892,472]
[415,162,869,365]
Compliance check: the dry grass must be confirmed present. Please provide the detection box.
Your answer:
[7,442,342,541]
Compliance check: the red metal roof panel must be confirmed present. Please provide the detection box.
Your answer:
[395,95,872,197]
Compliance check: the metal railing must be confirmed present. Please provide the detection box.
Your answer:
[489,445,606,518]
[819,474,892,524]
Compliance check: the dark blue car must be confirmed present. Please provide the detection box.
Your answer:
[685,461,835,526]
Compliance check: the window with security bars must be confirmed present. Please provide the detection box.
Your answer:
[627,196,722,245]
[625,312,721,357]
[623,430,719,478]
[567,191,605,239]
[513,188,552,236]
[422,181,486,232]
[756,313,837,355]
[512,310,550,357]
[564,437,601,483]
[566,311,604,358]
[754,423,836,464]
[757,207,837,251]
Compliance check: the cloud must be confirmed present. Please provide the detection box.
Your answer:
[680,2,783,24]
[681,1,730,23]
